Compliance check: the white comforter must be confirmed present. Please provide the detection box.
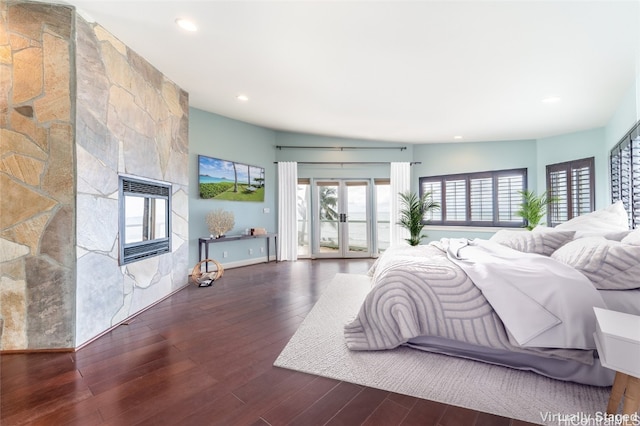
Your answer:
[437,238,607,350]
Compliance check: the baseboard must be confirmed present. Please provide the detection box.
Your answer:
[217,256,277,269]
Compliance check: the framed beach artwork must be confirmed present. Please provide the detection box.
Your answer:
[198,155,265,201]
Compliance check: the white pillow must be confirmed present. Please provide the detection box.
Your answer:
[551,237,640,290]
[489,229,575,256]
[621,229,640,246]
[555,201,629,236]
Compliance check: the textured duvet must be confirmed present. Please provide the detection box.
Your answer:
[343,242,598,365]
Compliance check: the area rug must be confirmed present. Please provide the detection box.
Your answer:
[274,273,611,425]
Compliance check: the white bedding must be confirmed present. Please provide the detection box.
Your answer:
[344,242,597,365]
[438,238,607,349]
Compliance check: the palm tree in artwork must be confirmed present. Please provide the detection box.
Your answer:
[232,162,238,192]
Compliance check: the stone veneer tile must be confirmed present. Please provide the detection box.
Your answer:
[101,41,135,93]
[93,24,126,56]
[75,251,124,345]
[128,48,163,92]
[10,110,48,151]
[174,112,189,154]
[76,194,118,253]
[0,128,47,160]
[161,79,185,119]
[164,150,189,186]
[108,85,155,139]
[76,15,109,123]
[0,64,10,128]
[0,237,29,263]
[76,145,118,196]
[12,46,42,104]
[0,276,27,350]
[76,107,118,171]
[7,3,73,41]
[125,256,160,289]
[42,122,74,203]
[0,173,57,229]
[25,257,74,349]
[0,45,11,64]
[0,153,45,186]
[8,33,32,50]
[41,205,74,266]
[0,258,25,281]
[1,213,51,256]
[122,131,162,179]
[33,31,71,122]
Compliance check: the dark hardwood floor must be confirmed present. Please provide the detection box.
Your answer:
[1,259,538,425]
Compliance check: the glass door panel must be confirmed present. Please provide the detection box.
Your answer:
[313,180,371,258]
[345,182,369,255]
[317,182,340,255]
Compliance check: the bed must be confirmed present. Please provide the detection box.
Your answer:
[344,202,640,387]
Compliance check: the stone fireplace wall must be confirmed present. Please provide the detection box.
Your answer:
[74,13,189,347]
[0,1,189,350]
[1,1,76,350]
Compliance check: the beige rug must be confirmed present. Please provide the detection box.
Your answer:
[274,273,611,425]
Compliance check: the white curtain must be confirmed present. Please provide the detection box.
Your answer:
[389,162,411,247]
[278,162,298,261]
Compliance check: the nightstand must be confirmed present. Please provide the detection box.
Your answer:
[593,307,640,425]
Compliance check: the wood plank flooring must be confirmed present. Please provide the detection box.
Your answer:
[1,259,539,425]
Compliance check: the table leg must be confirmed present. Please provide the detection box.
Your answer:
[204,242,210,272]
[608,372,629,414]
[622,375,640,426]
[266,237,270,263]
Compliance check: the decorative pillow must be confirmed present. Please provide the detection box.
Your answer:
[621,229,640,246]
[489,229,575,256]
[551,237,640,290]
[555,201,629,236]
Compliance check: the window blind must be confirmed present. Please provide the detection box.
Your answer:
[610,123,640,229]
[546,157,594,227]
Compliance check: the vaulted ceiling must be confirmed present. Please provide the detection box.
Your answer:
[62,1,640,143]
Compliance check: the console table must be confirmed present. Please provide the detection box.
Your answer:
[199,233,278,264]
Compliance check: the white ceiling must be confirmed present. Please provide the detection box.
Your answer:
[60,1,640,144]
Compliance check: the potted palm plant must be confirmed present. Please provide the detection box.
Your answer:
[516,189,556,230]
[397,191,440,246]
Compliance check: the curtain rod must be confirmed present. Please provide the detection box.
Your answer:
[274,161,421,165]
[275,145,407,151]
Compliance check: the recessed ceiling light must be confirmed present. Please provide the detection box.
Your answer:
[453,135,463,140]
[175,18,197,32]
[542,96,561,104]
[237,94,249,102]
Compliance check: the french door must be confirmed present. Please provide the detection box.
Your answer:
[312,179,372,258]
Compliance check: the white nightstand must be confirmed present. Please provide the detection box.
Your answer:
[593,307,640,424]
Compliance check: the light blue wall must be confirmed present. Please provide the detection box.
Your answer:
[189,108,277,266]
[412,139,538,191]
[536,127,607,208]
[412,139,537,241]
[606,76,639,152]
[275,131,412,179]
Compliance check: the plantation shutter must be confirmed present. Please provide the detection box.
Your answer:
[418,168,526,227]
[546,157,594,227]
[496,172,525,224]
[445,179,466,221]
[611,124,640,229]
[469,176,493,222]
[420,179,442,222]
